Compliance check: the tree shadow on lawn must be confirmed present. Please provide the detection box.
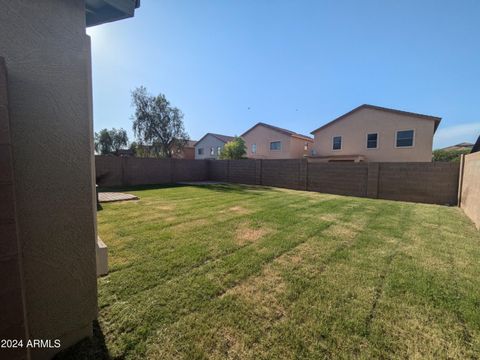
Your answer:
[53,321,117,360]
[98,183,273,196]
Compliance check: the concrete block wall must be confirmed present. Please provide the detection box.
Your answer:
[208,160,228,182]
[460,152,480,228]
[228,160,257,185]
[378,162,459,205]
[208,159,460,205]
[96,157,460,206]
[95,156,209,187]
[262,159,306,190]
[308,163,369,197]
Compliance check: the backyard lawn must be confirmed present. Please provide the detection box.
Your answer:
[61,184,480,359]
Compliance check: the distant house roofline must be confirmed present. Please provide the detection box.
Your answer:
[86,0,140,27]
[195,133,234,145]
[310,104,442,135]
[438,142,474,151]
[241,122,313,142]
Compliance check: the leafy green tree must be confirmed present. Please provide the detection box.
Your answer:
[111,128,129,152]
[95,129,113,154]
[131,86,189,158]
[94,128,129,155]
[219,136,247,160]
[433,149,471,162]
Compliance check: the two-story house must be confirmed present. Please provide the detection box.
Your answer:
[310,104,441,162]
[242,122,313,159]
[195,133,234,160]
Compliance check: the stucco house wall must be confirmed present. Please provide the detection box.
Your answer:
[311,107,438,162]
[460,152,480,229]
[242,124,313,159]
[0,0,139,358]
[195,134,229,160]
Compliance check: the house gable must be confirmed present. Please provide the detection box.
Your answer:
[311,104,441,135]
[310,105,440,162]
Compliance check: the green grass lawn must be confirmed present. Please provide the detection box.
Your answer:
[60,184,480,359]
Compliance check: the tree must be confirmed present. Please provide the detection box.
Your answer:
[433,149,471,162]
[131,86,189,158]
[111,128,129,152]
[94,128,129,155]
[219,136,247,160]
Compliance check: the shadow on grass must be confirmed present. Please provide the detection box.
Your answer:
[97,183,182,193]
[54,321,115,360]
[97,182,276,196]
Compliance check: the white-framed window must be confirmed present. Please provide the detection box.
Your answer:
[367,133,378,149]
[197,148,204,155]
[252,143,257,154]
[210,147,215,155]
[304,142,309,151]
[217,146,221,155]
[332,136,342,150]
[396,130,414,148]
[270,141,281,150]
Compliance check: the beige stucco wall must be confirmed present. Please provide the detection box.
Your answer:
[460,152,480,229]
[243,125,312,159]
[312,107,436,162]
[0,0,98,358]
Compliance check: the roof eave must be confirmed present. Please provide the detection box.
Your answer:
[86,0,140,27]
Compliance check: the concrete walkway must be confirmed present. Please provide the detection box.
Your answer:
[98,192,139,203]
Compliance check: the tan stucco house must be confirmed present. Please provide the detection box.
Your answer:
[310,104,441,162]
[242,122,313,159]
[0,1,139,358]
[195,133,234,159]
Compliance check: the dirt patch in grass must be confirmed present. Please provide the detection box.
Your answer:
[235,222,272,245]
[220,206,252,215]
[171,218,210,231]
[223,267,286,320]
[298,212,340,223]
[214,327,248,359]
[323,224,358,239]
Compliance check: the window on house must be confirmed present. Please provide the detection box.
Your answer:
[210,147,214,155]
[217,146,221,155]
[304,142,309,151]
[270,141,281,150]
[252,143,256,154]
[332,136,342,150]
[367,133,378,149]
[197,148,204,155]
[396,130,414,147]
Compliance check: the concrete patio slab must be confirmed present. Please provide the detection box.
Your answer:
[98,192,139,203]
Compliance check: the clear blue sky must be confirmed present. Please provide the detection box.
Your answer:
[87,0,480,149]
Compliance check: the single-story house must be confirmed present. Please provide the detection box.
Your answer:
[309,104,441,162]
[195,133,234,160]
[241,122,313,159]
